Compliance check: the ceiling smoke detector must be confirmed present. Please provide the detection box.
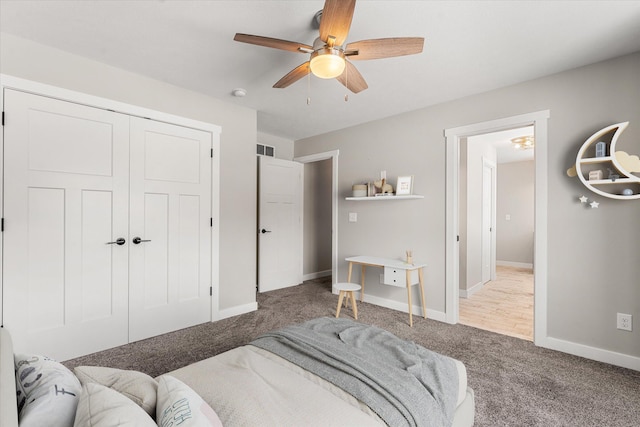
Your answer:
[232,88,247,97]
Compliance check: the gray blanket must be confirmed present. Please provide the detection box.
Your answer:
[250,317,458,427]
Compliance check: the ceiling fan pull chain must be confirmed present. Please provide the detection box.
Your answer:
[307,72,311,105]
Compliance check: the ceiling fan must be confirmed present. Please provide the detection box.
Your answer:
[233,0,424,93]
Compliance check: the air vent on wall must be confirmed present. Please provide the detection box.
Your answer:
[257,143,275,157]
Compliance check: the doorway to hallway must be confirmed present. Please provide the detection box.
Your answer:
[459,265,533,340]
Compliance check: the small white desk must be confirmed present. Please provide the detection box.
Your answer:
[345,256,427,327]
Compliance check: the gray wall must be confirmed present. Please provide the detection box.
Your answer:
[303,159,332,277]
[295,52,640,359]
[497,160,534,265]
[0,34,258,313]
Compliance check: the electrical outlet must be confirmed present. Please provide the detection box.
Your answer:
[617,313,632,331]
[348,212,357,222]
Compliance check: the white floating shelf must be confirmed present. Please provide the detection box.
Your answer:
[345,195,424,201]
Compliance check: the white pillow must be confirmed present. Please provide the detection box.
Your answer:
[156,375,223,427]
[73,366,158,417]
[73,383,156,427]
[15,353,82,427]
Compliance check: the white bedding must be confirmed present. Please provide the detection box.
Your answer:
[1,327,474,427]
[168,345,471,426]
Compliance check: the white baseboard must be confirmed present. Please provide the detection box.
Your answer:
[331,289,447,323]
[538,336,640,371]
[303,269,332,281]
[459,281,484,299]
[214,302,258,321]
[497,260,534,269]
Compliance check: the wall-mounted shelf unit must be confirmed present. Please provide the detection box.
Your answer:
[574,122,640,200]
[345,195,424,201]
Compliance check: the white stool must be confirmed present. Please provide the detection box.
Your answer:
[334,282,361,319]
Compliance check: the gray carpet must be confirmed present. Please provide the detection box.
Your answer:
[65,278,640,426]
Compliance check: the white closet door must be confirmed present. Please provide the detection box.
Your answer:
[128,117,212,342]
[2,89,130,361]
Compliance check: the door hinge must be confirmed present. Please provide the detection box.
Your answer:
[456,235,460,242]
[1,111,4,126]
[210,217,213,227]
[210,148,213,158]
[210,286,213,296]
[1,218,4,232]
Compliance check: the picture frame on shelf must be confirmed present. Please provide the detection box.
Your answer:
[396,175,414,195]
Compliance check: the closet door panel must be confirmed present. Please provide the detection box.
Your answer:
[178,195,201,301]
[143,193,170,308]
[2,90,130,361]
[129,117,212,342]
[81,190,118,321]
[27,187,66,329]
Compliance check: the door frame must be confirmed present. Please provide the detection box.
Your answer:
[444,110,550,345]
[294,150,339,284]
[0,74,221,324]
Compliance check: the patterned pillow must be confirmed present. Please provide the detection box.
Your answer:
[156,375,223,427]
[73,366,158,417]
[15,353,82,427]
[73,383,156,427]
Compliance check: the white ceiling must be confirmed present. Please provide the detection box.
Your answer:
[1,1,640,141]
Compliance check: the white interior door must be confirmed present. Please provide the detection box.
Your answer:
[128,117,212,342]
[258,156,303,292]
[2,89,130,360]
[481,159,496,283]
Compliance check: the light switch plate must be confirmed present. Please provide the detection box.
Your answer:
[349,212,357,222]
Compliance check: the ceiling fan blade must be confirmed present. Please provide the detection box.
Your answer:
[234,33,312,53]
[336,61,368,93]
[273,62,311,88]
[319,0,356,46]
[345,37,424,60]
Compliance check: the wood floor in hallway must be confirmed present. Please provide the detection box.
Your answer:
[459,265,534,341]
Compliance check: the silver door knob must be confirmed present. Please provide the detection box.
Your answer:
[132,237,151,244]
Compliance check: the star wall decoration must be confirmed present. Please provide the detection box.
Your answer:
[577,195,601,209]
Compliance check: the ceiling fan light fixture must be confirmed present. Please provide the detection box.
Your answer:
[310,48,346,79]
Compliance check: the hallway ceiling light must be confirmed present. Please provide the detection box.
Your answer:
[511,135,534,150]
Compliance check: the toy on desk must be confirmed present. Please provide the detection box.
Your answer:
[406,250,413,265]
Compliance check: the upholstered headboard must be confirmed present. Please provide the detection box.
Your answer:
[0,327,19,427]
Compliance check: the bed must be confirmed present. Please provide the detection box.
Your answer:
[1,318,475,426]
